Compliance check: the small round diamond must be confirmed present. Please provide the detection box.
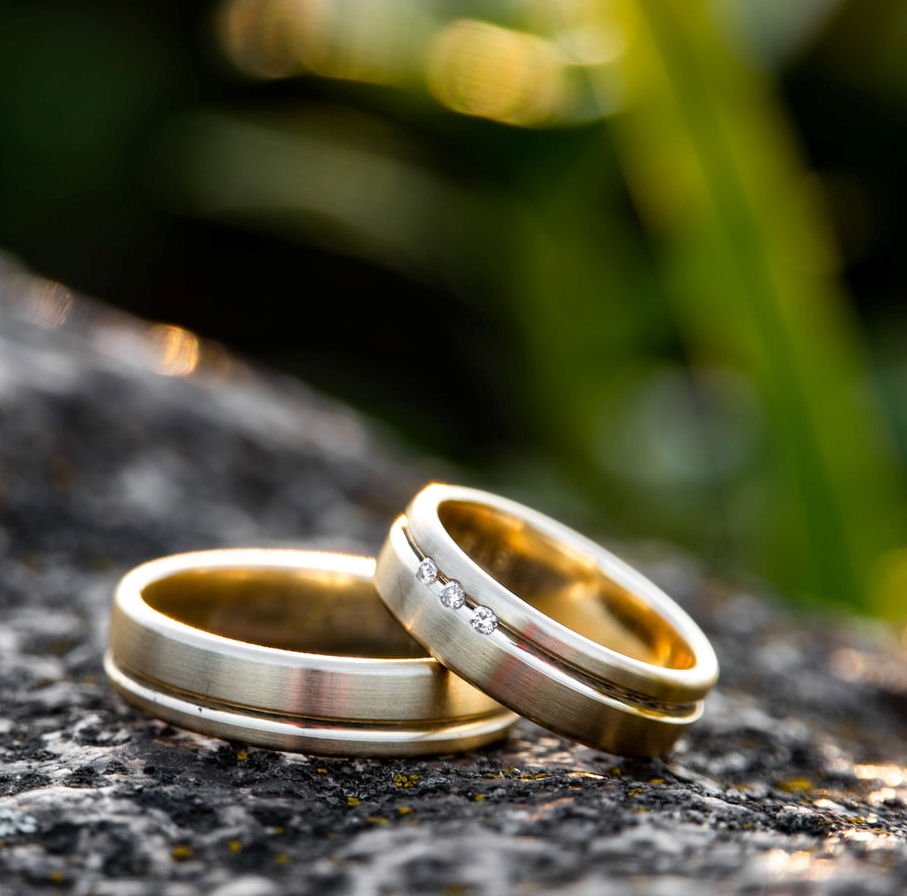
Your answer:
[415,557,438,586]
[440,580,466,609]
[470,605,498,635]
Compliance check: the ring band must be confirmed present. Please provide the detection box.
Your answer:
[106,549,518,756]
[375,484,719,756]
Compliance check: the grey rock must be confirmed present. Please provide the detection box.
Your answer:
[2,255,907,894]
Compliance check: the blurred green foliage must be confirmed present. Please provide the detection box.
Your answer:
[1,0,906,613]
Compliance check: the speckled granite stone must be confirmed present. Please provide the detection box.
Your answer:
[2,255,907,895]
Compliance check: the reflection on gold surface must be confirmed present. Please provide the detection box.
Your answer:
[144,565,426,657]
[148,324,201,377]
[438,499,696,669]
[426,20,567,127]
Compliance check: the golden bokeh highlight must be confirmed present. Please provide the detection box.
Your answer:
[426,20,567,127]
[217,0,625,123]
[218,0,308,79]
[218,0,417,85]
[148,324,201,377]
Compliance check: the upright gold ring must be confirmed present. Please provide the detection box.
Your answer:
[375,484,719,756]
[105,548,517,756]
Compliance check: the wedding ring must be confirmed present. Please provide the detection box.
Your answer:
[375,484,719,756]
[105,549,517,756]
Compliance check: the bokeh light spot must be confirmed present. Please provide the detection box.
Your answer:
[219,0,308,79]
[426,20,567,127]
[148,324,201,377]
[219,0,417,84]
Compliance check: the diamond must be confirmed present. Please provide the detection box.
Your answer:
[416,557,438,585]
[470,605,498,635]
[440,580,466,609]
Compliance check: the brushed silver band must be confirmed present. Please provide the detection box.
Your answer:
[106,548,517,756]
[374,484,719,757]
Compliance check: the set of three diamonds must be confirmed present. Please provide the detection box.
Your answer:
[415,556,499,635]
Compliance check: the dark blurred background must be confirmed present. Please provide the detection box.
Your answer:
[1,0,905,614]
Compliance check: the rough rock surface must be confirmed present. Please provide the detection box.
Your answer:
[2,255,907,895]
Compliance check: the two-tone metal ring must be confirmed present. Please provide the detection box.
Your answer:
[375,484,718,757]
[105,548,518,756]
[106,486,718,757]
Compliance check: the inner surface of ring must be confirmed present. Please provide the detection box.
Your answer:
[438,501,696,669]
[142,567,427,659]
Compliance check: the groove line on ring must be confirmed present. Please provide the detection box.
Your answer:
[108,653,513,729]
[403,527,700,719]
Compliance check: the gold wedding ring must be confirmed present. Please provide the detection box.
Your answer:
[375,484,719,757]
[105,549,517,756]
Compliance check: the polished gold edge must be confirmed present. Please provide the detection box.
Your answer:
[402,526,700,720]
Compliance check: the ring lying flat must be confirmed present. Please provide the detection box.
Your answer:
[375,484,719,757]
[105,549,518,756]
